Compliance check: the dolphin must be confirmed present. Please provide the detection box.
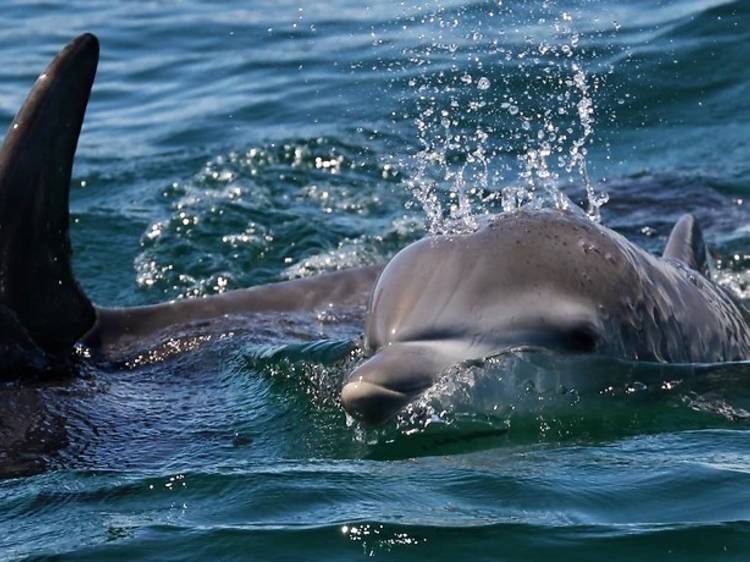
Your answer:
[340,210,750,424]
[2,34,749,431]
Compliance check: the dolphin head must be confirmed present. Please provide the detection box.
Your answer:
[340,210,637,425]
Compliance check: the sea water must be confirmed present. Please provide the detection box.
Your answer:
[1,1,750,560]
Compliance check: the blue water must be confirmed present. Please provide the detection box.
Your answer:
[2,0,750,560]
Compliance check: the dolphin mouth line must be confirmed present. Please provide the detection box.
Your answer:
[340,379,433,426]
[342,380,407,401]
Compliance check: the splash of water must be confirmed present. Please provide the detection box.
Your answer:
[398,1,611,234]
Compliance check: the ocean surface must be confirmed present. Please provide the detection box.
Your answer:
[1,0,750,560]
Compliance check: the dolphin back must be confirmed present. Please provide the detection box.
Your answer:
[0,34,98,365]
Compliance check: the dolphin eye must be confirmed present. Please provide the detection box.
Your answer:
[564,324,599,353]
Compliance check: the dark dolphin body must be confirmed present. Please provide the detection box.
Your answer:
[0,34,380,380]
[0,35,378,471]
[1,35,749,445]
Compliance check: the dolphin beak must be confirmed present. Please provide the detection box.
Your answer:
[340,380,415,426]
[340,343,449,425]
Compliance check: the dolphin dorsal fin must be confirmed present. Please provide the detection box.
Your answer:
[0,34,98,354]
[663,214,708,275]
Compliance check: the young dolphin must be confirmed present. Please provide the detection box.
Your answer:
[2,35,749,429]
[340,210,750,424]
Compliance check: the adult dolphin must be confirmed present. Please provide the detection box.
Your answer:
[2,35,749,431]
[340,210,750,424]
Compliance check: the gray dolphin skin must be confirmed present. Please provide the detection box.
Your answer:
[2,35,750,428]
[340,210,750,424]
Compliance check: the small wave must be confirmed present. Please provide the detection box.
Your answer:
[349,351,750,457]
[132,137,408,301]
